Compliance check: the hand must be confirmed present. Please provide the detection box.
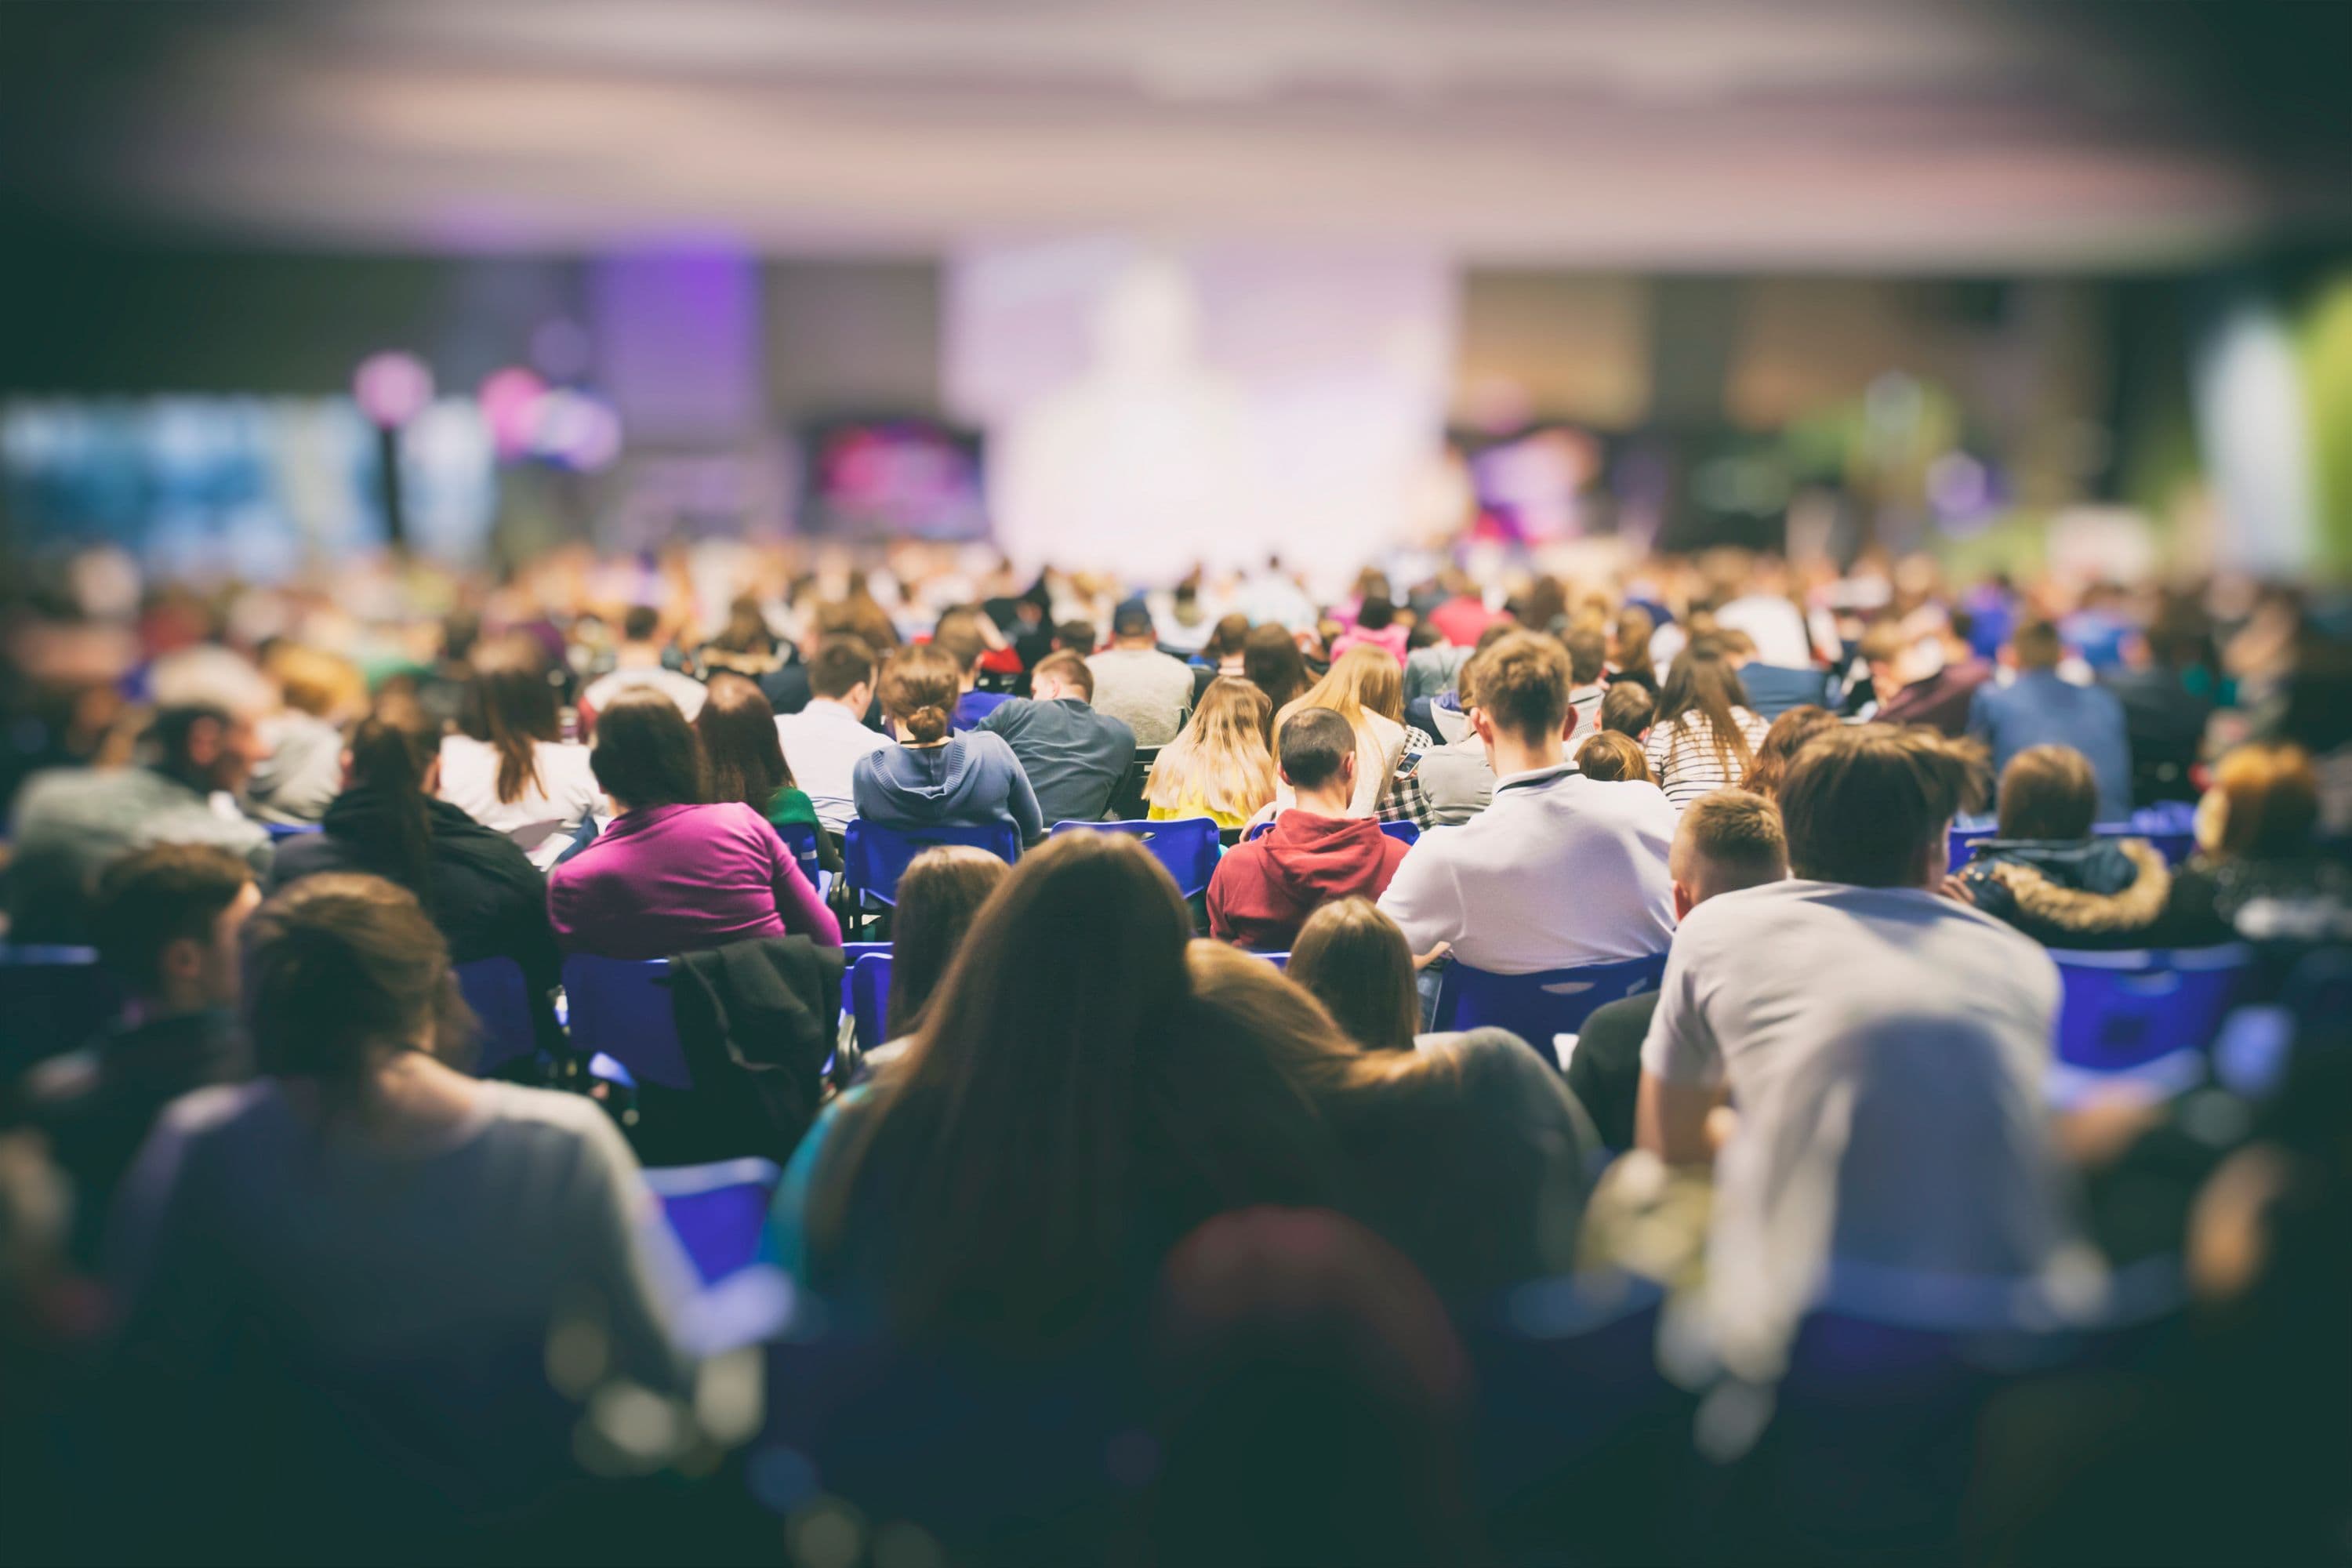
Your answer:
[1939,873,1976,905]
[1412,941,1451,971]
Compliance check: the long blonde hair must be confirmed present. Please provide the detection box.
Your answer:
[1148,677,1276,820]
[1283,644,1405,730]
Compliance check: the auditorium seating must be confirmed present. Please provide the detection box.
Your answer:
[842,818,1022,909]
[1432,952,1671,1057]
[452,955,539,1078]
[848,950,893,1051]
[2045,943,2252,1105]
[643,1157,784,1285]
[561,954,691,1090]
[1050,815,1220,897]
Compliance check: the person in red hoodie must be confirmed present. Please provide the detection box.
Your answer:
[1210,708,1410,952]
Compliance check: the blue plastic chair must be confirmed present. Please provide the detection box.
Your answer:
[849,952,895,1051]
[643,1158,784,1286]
[1432,951,1670,1055]
[453,956,539,1076]
[1380,819,1421,845]
[561,954,692,1090]
[0,944,122,1065]
[773,819,824,885]
[1048,816,1221,897]
[1947,825,1996,873]
[263,820,324,840]
[1252,950,1289,970]
[842,819,1021,908]
[2045,944,2251,1104]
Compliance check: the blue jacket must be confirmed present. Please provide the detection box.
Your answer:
[1737,662,1835,722]
[1966,671,2133,822]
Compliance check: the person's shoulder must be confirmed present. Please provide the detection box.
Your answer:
[1676,878,1800,943]
[154,1078,277,1142]
[475,1080,637,1162]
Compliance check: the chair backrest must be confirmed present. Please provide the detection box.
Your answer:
[2050,944,2252,1075]
[1251,950,1289,970]
[561,954,692,1090]
[1109,746,1160,822]
[1047,816,1221,897]
[641,1158,785,1286]
[849,951,895,1051]
[1434,951,1670,1054]
[842,818,1021,908]
[1380,819,1421,845]
[0,944,122,1069]
[264,820,325,840]
[772,819,824,884]
[452,956,538,1077]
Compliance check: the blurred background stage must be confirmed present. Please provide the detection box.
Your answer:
[2,0,2348,587]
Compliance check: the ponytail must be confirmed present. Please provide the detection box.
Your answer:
[877,644,961,746]
[346,709,439,913]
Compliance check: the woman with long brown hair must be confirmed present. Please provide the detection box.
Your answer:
[779,833,1344,1350]
[1286,898,1421,1054]
[1274,644,1408,815]
[1146,676,1277,830]
[1643,648,1769,811]
[437,634,600,867]
[1241,623,1312,718]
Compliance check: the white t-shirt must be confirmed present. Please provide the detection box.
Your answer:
[1640,879,2075,1377]
[437,734,602,869]
[1377,763,1677,973]
[775,699,891,834]
[1086,647,1199,748]
[110,1078,691,1465]
[1717,593,1816,669]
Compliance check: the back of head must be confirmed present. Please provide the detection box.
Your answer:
[589,688,706,811]
[1242,625,1309,710]
[1998,744,2099,840]
[1673,788,1790,898]
[1656,648,1759,770]
[2205,742,2319,860]
[1611,605,1655,667]
[1599,681,1654,739]
[1145,1208,1477,1568]
[269,644,365,720]
[1327,643,1404,723]
[245,873,470,1098]
[695,672,788,808]
[877,644,960,744]
[1779,724,1974,888]
[1561,624,1607,687]
[1461,631,1572,744]
[1112,599,1157,644]
[813,832,1202,1345]
[344,700,443,903]
[931,608,987,676]
[622,604,661,645]
[887,845,1011,1037]
[1278,707,1357,794]
[1287,898,1418,1053]
[1032,649,1094,701]
[1152,677,1276,818]
[807,633,877,702]
[1741,704,1840,797]
[1327,1032,1590,1298]
[1575,730,1650,783]
[460,635,561,804]
[1206,612,1253,661]
[2009,619,2066,673]
[92,844,254,1000]
[147,703,237,786]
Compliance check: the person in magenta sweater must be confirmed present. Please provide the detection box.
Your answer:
[548,689,840,959]
[1208,709,1409,951]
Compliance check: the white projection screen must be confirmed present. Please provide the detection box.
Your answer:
[946,241,1455,583]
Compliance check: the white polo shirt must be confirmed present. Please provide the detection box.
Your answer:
[1376,762,1676,973]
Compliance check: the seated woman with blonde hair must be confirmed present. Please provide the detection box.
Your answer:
[1272,644,1408,816]
[1145,677,1278,832]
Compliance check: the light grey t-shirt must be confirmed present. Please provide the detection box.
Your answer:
[111,1077,691,1414]
[1640,879,2075,1377]
[1085,647,1198,747]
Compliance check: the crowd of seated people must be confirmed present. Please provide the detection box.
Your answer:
[0,534,2347,1563]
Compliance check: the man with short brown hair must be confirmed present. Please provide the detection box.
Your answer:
[1635,724,2074,1378]
[1377,632,1676,973]
[974,650,1136,826]
[1967,619,2131,819]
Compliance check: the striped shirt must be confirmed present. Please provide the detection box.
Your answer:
[1644,708,1769,811]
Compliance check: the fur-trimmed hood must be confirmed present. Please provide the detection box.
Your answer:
[1965,837,2170,938]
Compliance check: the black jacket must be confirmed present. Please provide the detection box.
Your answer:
[666,935,845,1163]
[271,789,561,992]
[1959,837,2172,950]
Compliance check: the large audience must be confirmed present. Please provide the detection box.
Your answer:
[1,535,2347,1563]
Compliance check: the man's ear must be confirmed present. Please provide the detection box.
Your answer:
[1671,880,1698,922]
[1338,750,1358,787]
[157,935,204,991]
[1468,706,1495,745]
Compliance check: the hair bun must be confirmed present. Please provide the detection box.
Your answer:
[906,704,951,744]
